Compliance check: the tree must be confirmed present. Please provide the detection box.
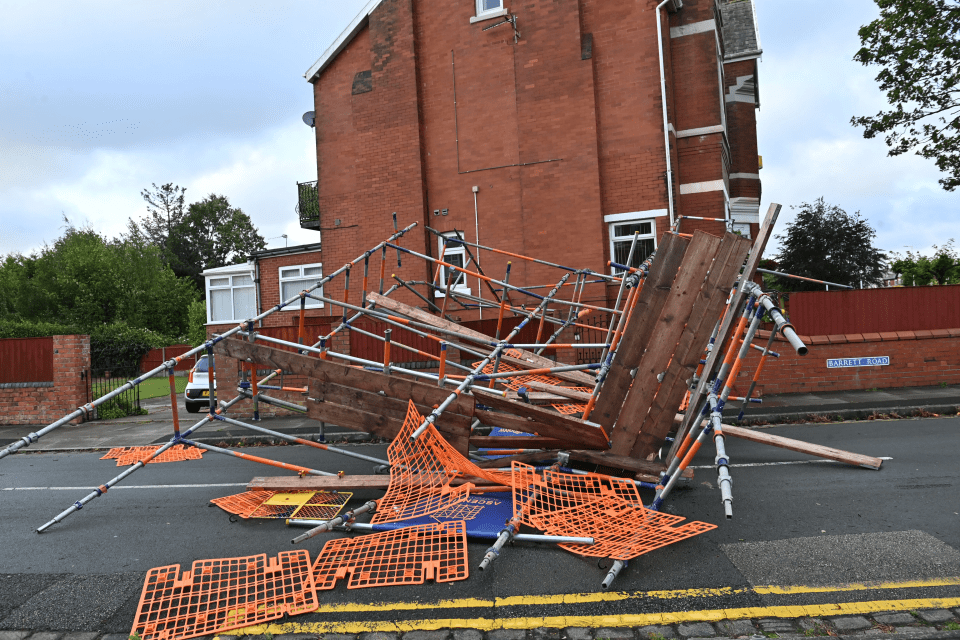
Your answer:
[127,183,191,274]
[772,198,886,290]
[851,0,960,190]
[173,194,267,291]
[890,240,960,285]
[0,220,198,339]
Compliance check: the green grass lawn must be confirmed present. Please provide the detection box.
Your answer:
[137,375,188,399]
[93,375,188,400]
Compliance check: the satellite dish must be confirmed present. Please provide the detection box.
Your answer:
[302,111,316,127]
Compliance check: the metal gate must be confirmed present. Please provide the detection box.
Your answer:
[87,342,144,420]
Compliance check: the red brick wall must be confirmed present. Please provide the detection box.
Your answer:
[313,0,431,313]
[256,250,333,328]
[733,330,960,397]
[0,335,91,426]
[310,0,741,313]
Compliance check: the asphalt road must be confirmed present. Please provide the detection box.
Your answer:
[0,416,958,633]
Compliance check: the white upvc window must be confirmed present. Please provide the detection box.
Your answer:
[476,0,503,18]
[207,271,257,323]
[732,222,752,239]
[608,217,657,275]
[279,264,324,308]
[435,232,472,297]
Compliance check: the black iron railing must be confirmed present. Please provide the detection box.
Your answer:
[87,366,142,420]
[297,180,320,226]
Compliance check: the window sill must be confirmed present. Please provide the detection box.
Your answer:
[470,8,508,24]
[434,287,472,298]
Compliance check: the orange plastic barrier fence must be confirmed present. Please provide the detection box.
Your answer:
[372,401,511,524]
[510,462,643,526]
[101,445,203,466]
[313,520,469,589]
[536,495,717,560]
[130,550,318,640]
[510,463,715,560]
[474,350,588,415]
[211,490,350,520]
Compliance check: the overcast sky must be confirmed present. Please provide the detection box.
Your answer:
[1,0,956,262]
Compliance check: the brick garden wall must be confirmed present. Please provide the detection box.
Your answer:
[733,330,960,397]
[0,335,91,426]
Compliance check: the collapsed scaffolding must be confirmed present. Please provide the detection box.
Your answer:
[0,203,884,612]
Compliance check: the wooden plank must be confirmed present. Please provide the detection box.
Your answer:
[306,398,469,453]
[473,409,608,450]
[720,424,883,470]
[565,449,693,478]
[609,231,722,456]
[309,379,471,442]
[505,390,570,404]
[472,388,609,449]
[248,475,393,491]
[497,355,598,387]
[630,232,752,457]
[215,337,476,416]
[247,474,504,492]
[522,381,592,402]
[469,435,583,449]
[590,233,690,431]
[367,292,597,386]
[666,203,782,463]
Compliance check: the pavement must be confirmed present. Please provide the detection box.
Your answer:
[0,386,959,640]
[1,383,958,452]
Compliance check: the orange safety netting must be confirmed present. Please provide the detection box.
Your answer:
[211,490,350,520]
[474,351,588,415]
[510,462,715,561]
[510,462,643,527]
[536,496,717,560]
[101,445,204,466]
[312,520,469,589]
[130,550,317,640]
[371,401,512,524]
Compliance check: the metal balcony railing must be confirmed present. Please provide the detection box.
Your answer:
[297,180,320,228]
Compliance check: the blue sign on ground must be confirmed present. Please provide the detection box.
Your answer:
[826,356,890,368]
[369,492,514,540]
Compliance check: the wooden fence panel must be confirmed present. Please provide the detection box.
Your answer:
[140,344,196,373]
[349,320,441,363]
[0,337,53,383]
[789,285,960,335]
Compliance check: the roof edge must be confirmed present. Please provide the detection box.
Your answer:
[304,0,383,82]
[250,242,323,260]
[724,50,762,63]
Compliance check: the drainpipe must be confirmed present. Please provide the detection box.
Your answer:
[656,0,676,229]
[252,256,262,327]
[473,185,482,320]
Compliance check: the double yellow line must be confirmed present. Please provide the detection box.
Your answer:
[214,577,960,636]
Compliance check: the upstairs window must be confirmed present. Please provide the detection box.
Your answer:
[435,232,471,297]
[208,272,256,323]
[476,0,503,18]
[609,219,656,275]
[279,264,324,308]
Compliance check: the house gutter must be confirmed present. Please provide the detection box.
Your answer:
[656,0,676,229]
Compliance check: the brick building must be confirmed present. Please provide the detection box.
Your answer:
[296,0,763,314]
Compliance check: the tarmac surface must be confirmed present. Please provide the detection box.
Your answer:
[0,385,958,639]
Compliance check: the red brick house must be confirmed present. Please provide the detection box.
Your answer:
[296,0,762,313]
[203,242,329,333]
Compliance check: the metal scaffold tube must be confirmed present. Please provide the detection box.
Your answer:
[409,273,571,441]
[708,394,734,519]
[36,392,248,532]
[291,500,379,544]
[601,560,627,590]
